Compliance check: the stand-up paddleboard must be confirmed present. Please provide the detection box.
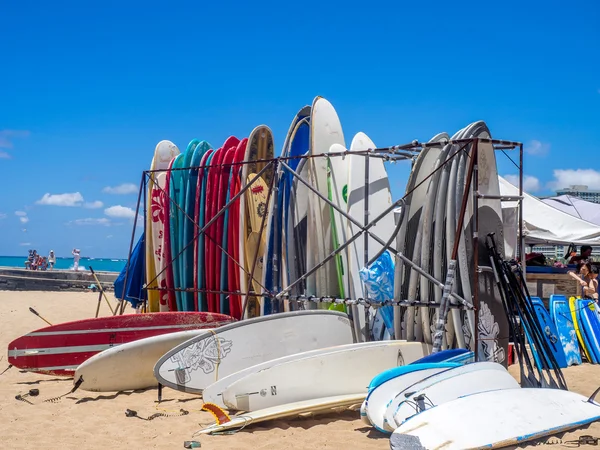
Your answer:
[239,126,275,318]
[177,140,200,311]
[569,296,594,363]
[75,329,217,392]
[290,155,311,300]
[169,153,185,311]
[206,146,225,313]
[390,388,600,450]
[307,97,345,302]
[576,298,600,363]
[203,341,394,409]
[361,363,460,431]
[7,312,235,377]
[194,149,214,312]
[182,141,211,311]
[226,139,248,319]
[197,394,365,435]
[403,133,448,342]
[389,363,519,430]
[530,297,568,368]
[221,341,429,412]
[549,294,582,366]
[347,133,396,342]
[154,310,353,394]
[146,140,181,312]
[263,108,311,313]
[163,157,178,311]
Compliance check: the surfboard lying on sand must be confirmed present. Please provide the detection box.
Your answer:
[7,312,234,376]
[390,388,600,450]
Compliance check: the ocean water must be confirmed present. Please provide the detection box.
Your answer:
[0,256,126,273]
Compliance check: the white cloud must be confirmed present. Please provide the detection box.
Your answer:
[548,169,600,190]
[504,174,541,192]
[0,213,6,219]
[70,218,111,226]
[106,234,113,239]
[14,211,26,217]
[525,140,550,156]
[19,242,31,246]
[19,217,29,224]
[36,192,84,207]
[0,151,10,159]
[84,200,104,209]
[105,205,137,219]
[102,183,138,195]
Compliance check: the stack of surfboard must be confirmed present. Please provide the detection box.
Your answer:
[394,121,509,362]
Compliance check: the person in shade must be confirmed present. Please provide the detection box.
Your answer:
[569,245,593,265]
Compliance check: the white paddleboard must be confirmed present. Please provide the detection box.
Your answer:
[197,394,365,435]
[202,340,388,409]
[221,341,429,411]
[390,388,600,450]
[392,364,519,428]
[153,310,353,394]
[75,329,211,392]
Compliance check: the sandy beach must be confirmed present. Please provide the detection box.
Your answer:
[2,290,600,450]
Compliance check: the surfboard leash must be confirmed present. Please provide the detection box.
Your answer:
[534,435,599,447]
[15,388,39,405]
[0,364,12,376]
[43,375,84,403]
[125,408,189,421]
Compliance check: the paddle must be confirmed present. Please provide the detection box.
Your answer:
[28,307,52,326]
[89,266,115,316]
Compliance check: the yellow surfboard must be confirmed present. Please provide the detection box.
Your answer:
[569,296,591,362]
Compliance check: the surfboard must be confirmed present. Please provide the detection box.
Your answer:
[530,297,568,368]
[409,348,470,365]
[197,394,365,435]
[146,140,181,312]
[221,341,429,412]
[218,145,237,315]
[75,329,218,392]
[202,341,393,409]
[289,155,311,301]
[307,97,345,302]
[239,126,275,318]
[226,139,248,319]
[154,310,353,394]
[390,388,600,450]
[182,141,211,311]
[7,312,235,377]
[206,147,225,313]
[576,298,600,363]
[194,149,215,312]
[163,157,178,311]
[569,296,594,363]
[388,362,518,430]
[169,153,185,311]
[549,294,582,366]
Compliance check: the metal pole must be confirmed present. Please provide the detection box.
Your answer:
[472,139,480,361]
[519,143,525,282]
[142,171,148,313]
[363,148,371,342]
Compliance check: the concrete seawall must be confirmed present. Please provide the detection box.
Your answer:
[0,267,119,292]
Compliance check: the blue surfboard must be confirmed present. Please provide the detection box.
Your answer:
[530,297,568,368]
[549,294,582,366]
[169,154,185,311]
[197,150,216,312]
[578,299,600,363]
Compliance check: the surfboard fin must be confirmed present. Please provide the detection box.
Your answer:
[201,402,231,425]
[587,386,600,404]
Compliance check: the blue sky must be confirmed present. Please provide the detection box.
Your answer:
[0,0,598,258]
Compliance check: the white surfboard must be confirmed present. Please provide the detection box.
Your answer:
[307,97,345,299]
[390,388,600,450]
[392,365,519,428]
[153,311,354,394]
[75,329,211,392]
[202,341,398,409]
[197,394,365,435]
[363,364,458,432]
[221,341,429,412]
[347,132,395,342]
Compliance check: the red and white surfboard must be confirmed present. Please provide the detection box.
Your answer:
[7,312,235,376]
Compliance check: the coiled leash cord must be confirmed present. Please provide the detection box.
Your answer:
[535,435,599,447]
[125,408,189,421]
[15,389,39,405]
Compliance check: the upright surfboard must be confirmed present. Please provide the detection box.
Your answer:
[146,140,180,312]
[169,153,185,311]
[549,294,582,366]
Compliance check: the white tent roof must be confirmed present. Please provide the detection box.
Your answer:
[498,176,600,246]
[541,195,600,226]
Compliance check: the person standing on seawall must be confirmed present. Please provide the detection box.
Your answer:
[48,250,56,270]
[72,248,81,271]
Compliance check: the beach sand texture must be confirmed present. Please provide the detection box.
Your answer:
[1,291,600,450]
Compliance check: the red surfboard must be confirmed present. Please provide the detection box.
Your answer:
[194,149,214,312]
[7,312,235,376]
[205,147,224,313]
[228,138,248,319]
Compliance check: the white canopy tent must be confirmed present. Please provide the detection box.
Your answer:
[498,176,600,257]
[541,195,600,226]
